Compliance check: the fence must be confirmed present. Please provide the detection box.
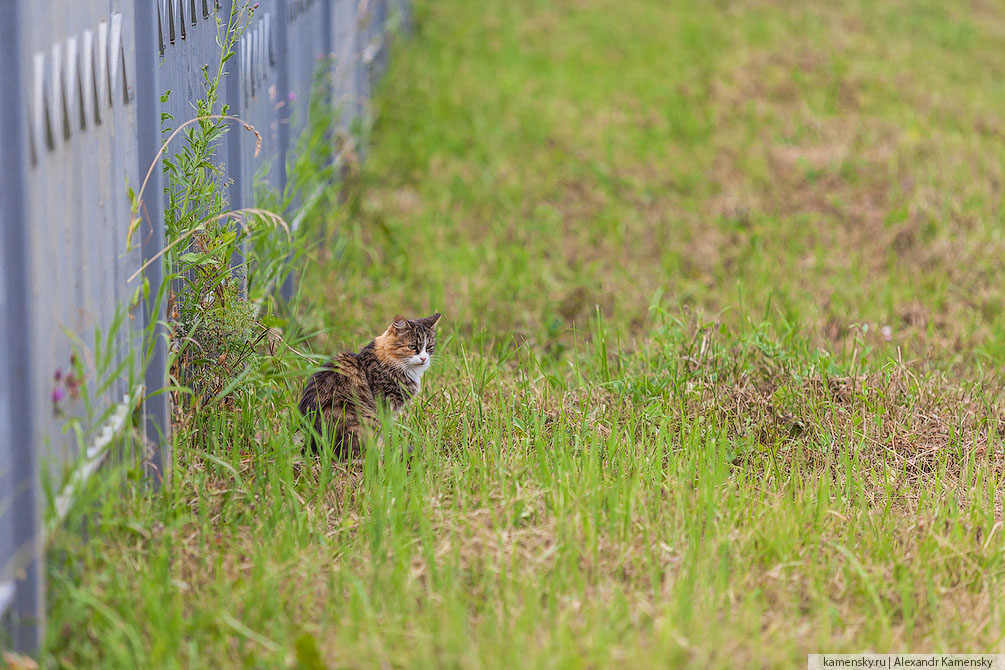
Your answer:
[0,0,403,653]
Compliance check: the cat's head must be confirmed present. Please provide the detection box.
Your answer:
[375,313,441,373]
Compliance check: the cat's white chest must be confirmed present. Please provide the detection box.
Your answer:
[404,366,425,389]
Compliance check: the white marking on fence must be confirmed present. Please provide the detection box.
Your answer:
[109,13,123,103]
[256,16,266,84]
[0,580,14,616]
[49,43,63,143]
[28,13,132,157]
[241,33,251,105]
[82,29,96,126]
[265,12,273,65]
[65,36,80,132]
[97,20,109,108]
[47,388,143,538]
[31,52,50,159]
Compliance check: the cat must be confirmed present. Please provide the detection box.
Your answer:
[298,313,441,457]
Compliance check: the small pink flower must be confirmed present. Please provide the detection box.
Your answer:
[54,369,62,381]
[252,3,260,9]
[288,91,296,102]
[51,388,65,404]
[66,374,80,399]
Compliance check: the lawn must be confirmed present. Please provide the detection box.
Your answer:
[46,0,1005,667]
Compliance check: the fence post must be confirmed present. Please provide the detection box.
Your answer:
[274,0,294,302]
[225,0,248,297]
[0,0,44,652]
[135,1,171,483]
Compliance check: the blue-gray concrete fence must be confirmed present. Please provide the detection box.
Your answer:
[0,0,402,654]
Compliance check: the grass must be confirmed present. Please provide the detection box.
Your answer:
[42,0,1005,667]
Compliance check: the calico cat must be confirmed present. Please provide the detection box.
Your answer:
[298,313,441,457]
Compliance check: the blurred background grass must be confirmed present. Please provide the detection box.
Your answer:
[344,0,1005,370]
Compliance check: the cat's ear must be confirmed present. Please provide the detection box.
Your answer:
[421,313,442,329]
[391,315,408,332]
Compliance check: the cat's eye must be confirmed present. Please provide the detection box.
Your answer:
[413,345,421,353]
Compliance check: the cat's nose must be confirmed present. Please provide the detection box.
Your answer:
[419,354,428,363]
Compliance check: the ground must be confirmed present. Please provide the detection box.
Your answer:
[46,1,1005,668]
